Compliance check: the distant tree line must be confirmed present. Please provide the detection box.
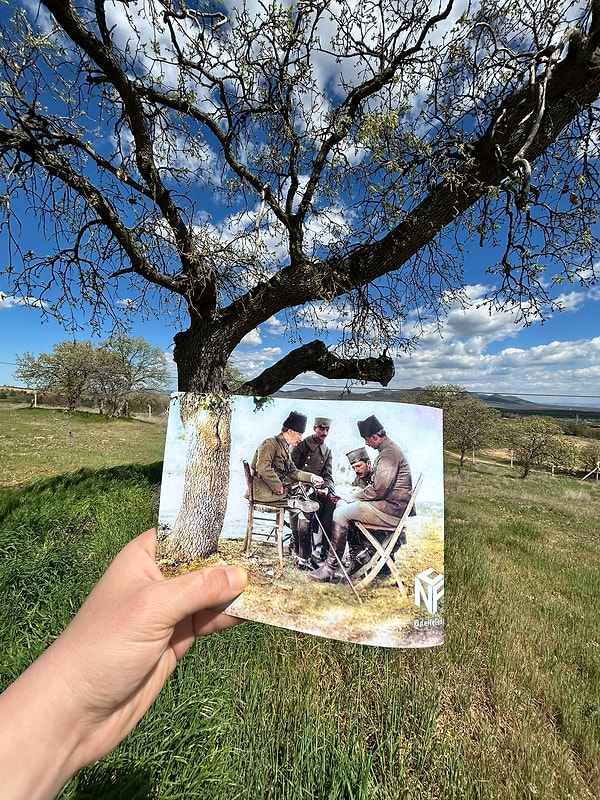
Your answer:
[15,335,171,416]
[410,385,600,479]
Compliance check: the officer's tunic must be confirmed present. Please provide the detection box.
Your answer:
[251,434,313,504]
[291,436,334,490]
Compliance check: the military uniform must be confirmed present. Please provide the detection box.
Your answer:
[350,437,414,519]
[251,434,314,504]
[291,431,336,559]
[352,472,372,490]
[291,436,334,490]
[250,411,323,570]
[311,415,414,583]
[346,446,374,571]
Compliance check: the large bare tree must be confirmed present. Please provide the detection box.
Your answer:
[1,0,600,558]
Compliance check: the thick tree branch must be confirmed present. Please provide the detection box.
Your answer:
[0,126,187,296]
[232,340,394,396]
[41,0,218,311]
[218,19,600,339]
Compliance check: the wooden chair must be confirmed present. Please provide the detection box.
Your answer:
[352,472,424,594]
[242,460,287,567]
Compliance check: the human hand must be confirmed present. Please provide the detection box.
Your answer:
[0,528,247,800]
[311,474,324,486]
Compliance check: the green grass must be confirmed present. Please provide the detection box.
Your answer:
[1,413,599,799]
[0,464,162,681]
[0,407,166,488]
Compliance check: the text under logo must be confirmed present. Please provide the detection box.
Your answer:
[414,568,444,614]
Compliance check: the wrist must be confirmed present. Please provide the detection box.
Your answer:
[0,645,86,800]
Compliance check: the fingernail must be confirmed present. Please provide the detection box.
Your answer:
[225,566,248,593]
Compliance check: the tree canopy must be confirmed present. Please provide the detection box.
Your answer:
[2,0,600,395]
[503,414,563,477]
[16,335,170,413]
[445,397,500,471]
[16,340,96,411]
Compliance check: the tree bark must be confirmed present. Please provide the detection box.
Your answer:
[157,393,232,562]
[234,340,394,396]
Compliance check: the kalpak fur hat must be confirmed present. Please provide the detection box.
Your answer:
[357,415,384,438]
[282,410,307,433]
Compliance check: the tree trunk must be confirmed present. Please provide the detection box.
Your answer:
[157,392,232,562]
[153,323,234,563]
[173,324,230,394]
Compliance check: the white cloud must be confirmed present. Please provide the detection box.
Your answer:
[240,328,262,346]
[117,298,137,310]
[162,350,178,383]
[265,317,286,335]
[0,293,47,310]
[270,283,600,404]
[407,285,529,349]
[391,316,600,402]
[230,346,283,378]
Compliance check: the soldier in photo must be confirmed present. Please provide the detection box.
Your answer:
[291,417,337,567]
[344,446,375,574]
[250,410,323,569]
[346,446,373,490]
[310,415,414,583]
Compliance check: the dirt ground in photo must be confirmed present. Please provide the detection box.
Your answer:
[159,505,444,649]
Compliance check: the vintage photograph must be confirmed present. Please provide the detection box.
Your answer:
[157,394,444,648]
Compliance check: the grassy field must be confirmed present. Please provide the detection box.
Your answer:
[1,406,599,799]
[0,406,167,487]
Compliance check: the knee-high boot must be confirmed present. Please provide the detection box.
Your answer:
[309,522,347,582]
[289,524,298,557]
[295,516,313,570]
[347,525,371,575]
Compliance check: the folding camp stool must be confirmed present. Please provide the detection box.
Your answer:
[352,473,423,594]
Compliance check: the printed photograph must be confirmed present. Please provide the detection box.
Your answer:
[157,394,444,648]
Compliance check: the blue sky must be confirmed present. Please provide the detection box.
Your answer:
[2,247,600,407]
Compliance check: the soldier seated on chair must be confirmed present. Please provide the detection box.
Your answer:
[344,445,408,575]
[310,415,414,584]
[250,411,323,570]
[345,446,375,574]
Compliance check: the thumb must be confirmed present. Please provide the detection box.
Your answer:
[155,565,248,628]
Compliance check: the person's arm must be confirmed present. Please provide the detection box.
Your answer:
[0,529,247,800]
[353,455,396,500]
[254,438,285,493]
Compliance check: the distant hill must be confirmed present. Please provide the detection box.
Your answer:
[273,387,600,420]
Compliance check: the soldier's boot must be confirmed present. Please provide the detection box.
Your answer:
[294,517,314,571]
[288,524,299,558]
[348,541,372,575]
[346,523,365,574]
[311,536,329,566]
[309,523,347,583]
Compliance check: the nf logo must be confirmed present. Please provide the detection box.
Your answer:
[415,568,444,614]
